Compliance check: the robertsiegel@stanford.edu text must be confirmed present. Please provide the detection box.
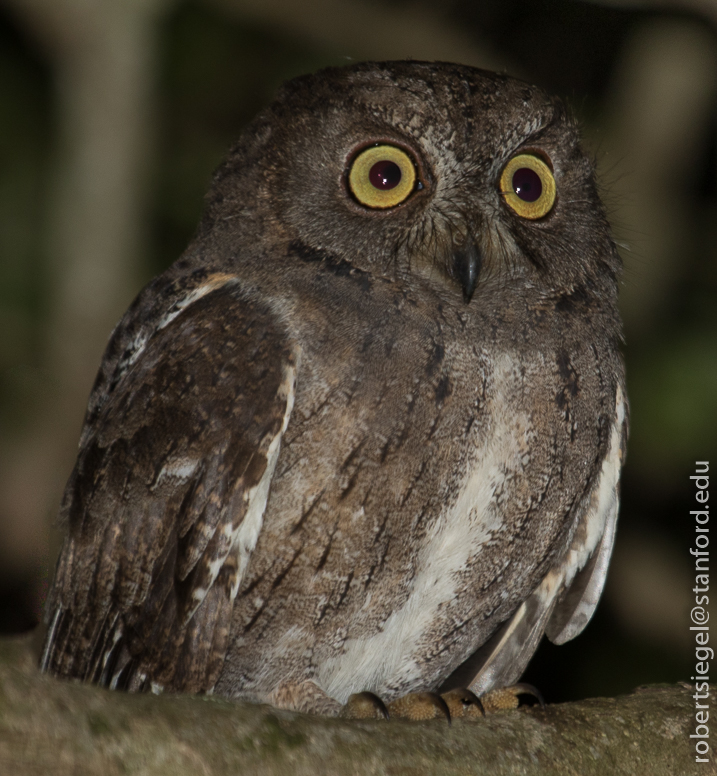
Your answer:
[690,461,710,764]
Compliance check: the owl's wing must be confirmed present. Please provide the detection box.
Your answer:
[41,277,298,694]
[462,385,628,695]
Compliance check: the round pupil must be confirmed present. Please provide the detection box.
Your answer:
[512,167,542,202]
[369,160,402,190]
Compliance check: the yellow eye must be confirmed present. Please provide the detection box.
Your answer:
[348,144,417,209]
[500,154,556,220]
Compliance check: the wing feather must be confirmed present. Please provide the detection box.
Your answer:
[449,571,561,695]
[41,277,298,694]
[442,384,628,696]
[545,384,627,644]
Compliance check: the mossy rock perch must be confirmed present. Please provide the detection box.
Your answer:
[0,635,709,774]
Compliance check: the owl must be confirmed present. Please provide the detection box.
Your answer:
[40,61,628,719]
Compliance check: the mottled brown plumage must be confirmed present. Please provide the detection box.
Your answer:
[41,61,628,716]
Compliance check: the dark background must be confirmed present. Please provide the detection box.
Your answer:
[0,0,715,704]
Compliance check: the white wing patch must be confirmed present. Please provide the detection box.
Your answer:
[156,273,240,333]
[41,278,300,692]
[317,355,531,702]
[545,383,626,644]
[117,274,241,378]
[183,358,299,625]
[468,384,627,694]
[316,371,626,703]
[40,608,62,674]
[154,458,200,487]
[467,568,563,695]
[102,351,298,694]
[231,360,298,596]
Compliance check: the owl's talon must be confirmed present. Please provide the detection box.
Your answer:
[387,691,452,723]
[340,691,389,720]
[441,688,485,719]
[480,682,545,714]
[511,682,545,708]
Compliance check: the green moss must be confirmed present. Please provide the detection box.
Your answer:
[256,713,307,751]
[86,711,113,736]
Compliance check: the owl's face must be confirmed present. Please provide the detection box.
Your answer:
[206,61,620,307]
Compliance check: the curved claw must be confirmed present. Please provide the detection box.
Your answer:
[387,691,452,723]
[480,682,546,714]
[340,691,390,720]
[510,682,545,709]
[441,688,485,719]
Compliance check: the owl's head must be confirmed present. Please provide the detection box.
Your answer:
[203,61,621,307]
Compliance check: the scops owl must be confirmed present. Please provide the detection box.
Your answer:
[41,61,628,718]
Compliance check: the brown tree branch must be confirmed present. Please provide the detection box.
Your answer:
[0,635,710,775]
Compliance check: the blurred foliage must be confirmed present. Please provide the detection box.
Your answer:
[151,3,347,275]
[0,14,52,438]
[0,0,715,706]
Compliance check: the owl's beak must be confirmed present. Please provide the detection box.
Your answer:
[451,241,482,303]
